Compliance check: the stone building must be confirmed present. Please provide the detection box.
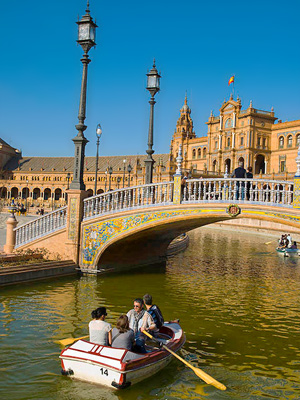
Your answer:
[170,95,300,177]
[0,95,299,208]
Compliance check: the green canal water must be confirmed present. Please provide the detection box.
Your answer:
[1,227,300,400]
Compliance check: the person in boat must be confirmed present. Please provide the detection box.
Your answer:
[291,241,297,249]
[142,294,164,334]
[111,315,134,350]
[278,234,289,249]
[286,233,292,248]
[89,307,112,346]
[127,298,155,353]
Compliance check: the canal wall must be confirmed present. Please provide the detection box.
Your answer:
[0,260,79,286]
[215,217,300,241]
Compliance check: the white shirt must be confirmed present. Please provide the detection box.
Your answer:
[89,320,112,345]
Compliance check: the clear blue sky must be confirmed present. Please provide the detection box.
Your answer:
[1,0,299,158]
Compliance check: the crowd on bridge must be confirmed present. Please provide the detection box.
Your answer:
[88,294,176,354]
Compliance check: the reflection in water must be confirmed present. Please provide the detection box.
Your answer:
[1,226,300,399]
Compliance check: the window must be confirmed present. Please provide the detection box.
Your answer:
[263,138,266,148]
[227,137,230,147]
[203,148,207,158]
[279,136,284,149]
[240,137,244,146]
[257,137,261,147]
[192,149,196,159]
[215,141,218,149]
[280,160,286,172]
[287,135,293,147]
[297,134,300,146]
[225,118,233,128]
[197,148,201,158]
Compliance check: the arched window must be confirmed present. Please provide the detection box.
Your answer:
[203,148,207,158]
[279,136,284,148]
[197,148,201,158]
[212,160,217,172]
[192,149,196,159]
[297,134,300,146]
[287,135,293,147]
[225,118,233,128]
[227,137,230,147]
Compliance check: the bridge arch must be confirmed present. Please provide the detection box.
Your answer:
[80,203,300,271]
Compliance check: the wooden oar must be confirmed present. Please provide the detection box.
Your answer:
[265,240,277,245]
[55,335,89,347]
[143,330,226,391]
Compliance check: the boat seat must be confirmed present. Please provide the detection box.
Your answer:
[123,351,145,362]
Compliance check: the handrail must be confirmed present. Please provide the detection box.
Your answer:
[14,206,67,248]
[14,178,295,247]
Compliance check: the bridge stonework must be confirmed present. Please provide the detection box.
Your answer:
[8,177,300,272]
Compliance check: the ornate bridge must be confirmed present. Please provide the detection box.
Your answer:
[6,174,300,272]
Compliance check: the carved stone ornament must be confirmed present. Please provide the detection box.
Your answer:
[226,204,241,217]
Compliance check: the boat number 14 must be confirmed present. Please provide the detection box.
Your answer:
[100,368,109,376]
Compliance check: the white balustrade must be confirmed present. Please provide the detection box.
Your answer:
[83,182,175,219]
[14,179,295,247]
[14,207,67,248]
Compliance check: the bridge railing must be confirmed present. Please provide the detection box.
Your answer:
[182,178,293,207]
[14,206,67,248]
[83,182,174,220]
[12,178,294,248]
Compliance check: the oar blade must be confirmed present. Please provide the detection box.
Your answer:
[55,335,89,347]
[193,367,226,391]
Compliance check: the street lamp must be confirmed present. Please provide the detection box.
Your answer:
[122,159,126,188]
[94,124,102,195]
[25,179,29,212]
[108,166,113,191]
[127,164,132,187]
[117,176,121,189]
[67,172,71,190]
[70,1,98,191]
[145,59,161,184]
[104,170,108,192]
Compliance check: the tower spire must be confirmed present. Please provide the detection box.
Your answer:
[86,0,90,14]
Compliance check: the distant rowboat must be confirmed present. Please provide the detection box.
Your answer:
[60,322,185,389]
[276,247,300,257]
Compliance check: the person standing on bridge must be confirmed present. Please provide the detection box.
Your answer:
[246,166,253,200]
[231,161,246,200]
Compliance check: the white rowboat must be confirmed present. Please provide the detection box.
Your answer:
[60,322,185,389]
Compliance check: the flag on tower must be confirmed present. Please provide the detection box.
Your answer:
[228,76,235,86]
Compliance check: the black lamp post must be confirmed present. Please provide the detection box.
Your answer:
[108,166,113,191]
[66,172,71,203]
[67,172,71,190]
[25,179,29,211]
[104,170,108,192]
[127,164,132,187]
[117,176,121,189]
[94,124,102,195]
[122,159,126,188]
[70,1,97,191]
[145,60,161,184]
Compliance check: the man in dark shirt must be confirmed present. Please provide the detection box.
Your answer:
[246,166,253,200]
[231,161,246,199]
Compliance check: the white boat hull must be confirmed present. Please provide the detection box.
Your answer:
[60,323,185,389]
